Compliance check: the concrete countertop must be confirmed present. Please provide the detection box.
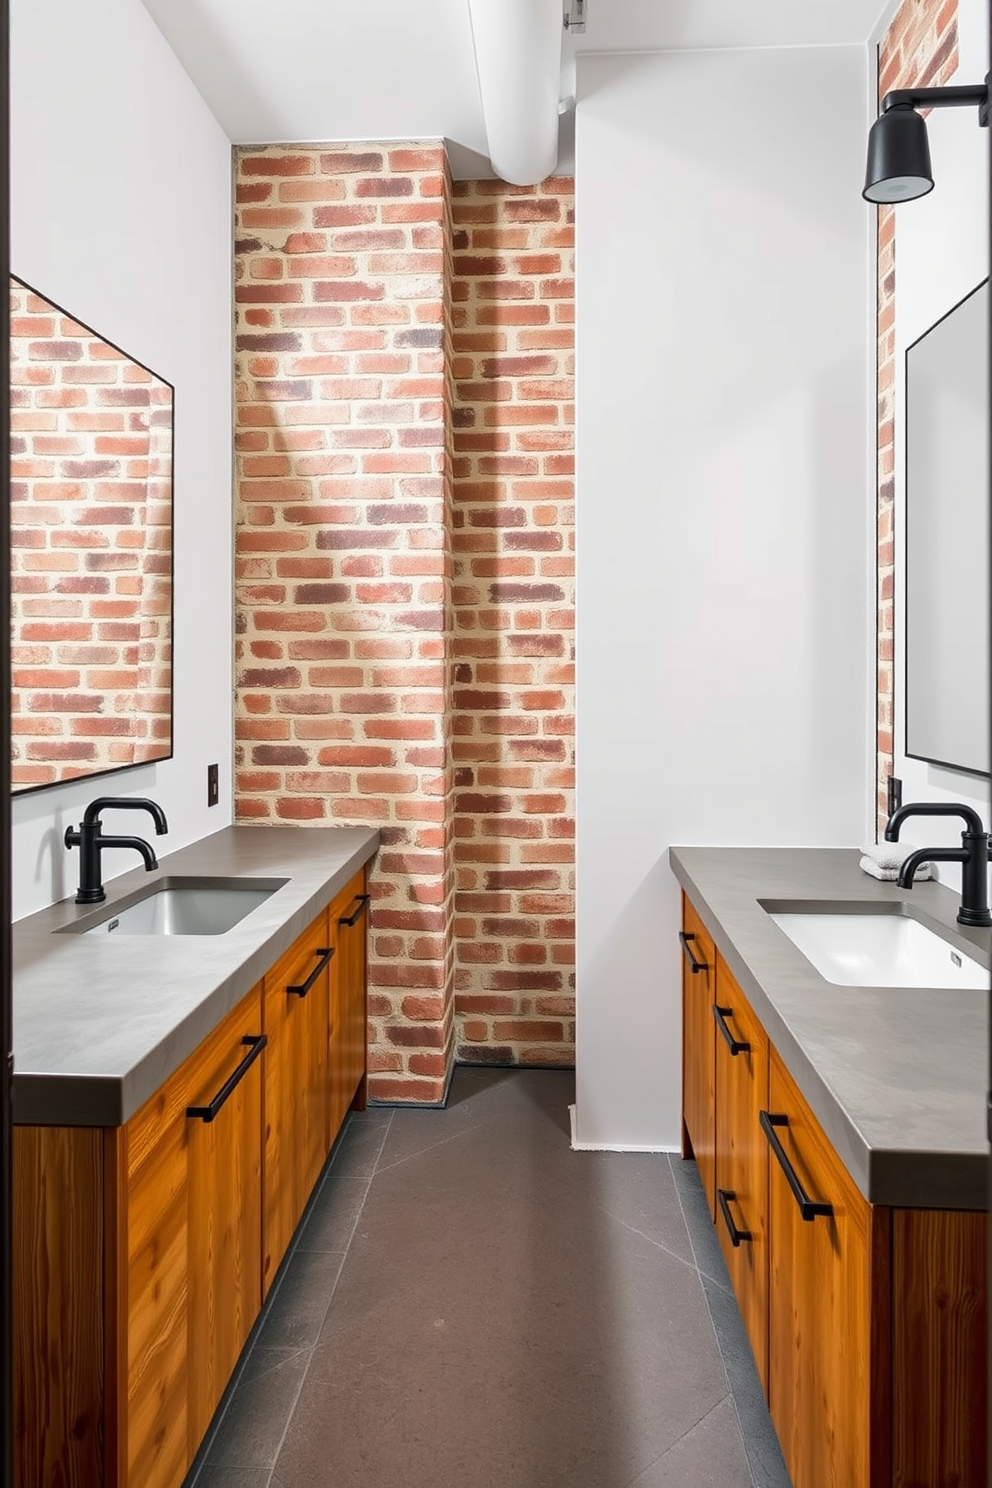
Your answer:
[13,824,379,1127]
[669,847,990,1211]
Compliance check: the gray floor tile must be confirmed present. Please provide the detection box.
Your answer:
[256,1248,346,1349]
[670,1156,734,1292]
[276,1075,729,1488]
[193,1469,273,1488]
[191,1070,791,1488]
[702,1277,791,1488]
[204,1347,309,1471]
[628,1395,754,1487]
[586,1150,697,1270]
[327,1107,393,1176]
[295,1174,369,1252]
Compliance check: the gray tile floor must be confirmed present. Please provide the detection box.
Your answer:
[184,1069,792,1488]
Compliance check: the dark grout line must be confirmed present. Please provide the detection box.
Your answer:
[186,1108,393,1488]
[262,1108,393,1484]
[666,1156,760,1488]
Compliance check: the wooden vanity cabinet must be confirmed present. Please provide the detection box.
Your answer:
[713,961,768,1392]
[14,873,372,1488]
[765,1049,890,1488]
[328,872,369,1140]
[679,891,988,1488]
[185,999,265,1452]
[14,983,265,1488]
[262,913,334,1295]
[261,867,368,1295]
[680,894,717,1218]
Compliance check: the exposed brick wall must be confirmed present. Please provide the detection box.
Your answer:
[9,279,173,790]
[233,143,456,1103]
[233,154,576,1098]
[450,180,575,1066]
[875,0,958,828]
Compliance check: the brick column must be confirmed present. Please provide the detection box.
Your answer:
[233,144,455,1102]
[450,180,575,1066]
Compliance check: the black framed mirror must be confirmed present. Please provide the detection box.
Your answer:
[9,276,173,794]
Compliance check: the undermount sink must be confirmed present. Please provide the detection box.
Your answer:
[61,877,288,937]
[764,905,988,990]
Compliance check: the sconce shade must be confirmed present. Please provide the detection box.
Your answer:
[863,105,934,203]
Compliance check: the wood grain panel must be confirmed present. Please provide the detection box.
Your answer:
[104,1125,128,1488]
[123,1056,191,1488]
[713,959,769,1393]
[328,870,368,1144]
[766,1050,888,1488]
[680,894,717,1217]
[262,913,331,1295]
[187,987,264,1452]
[13,1125,105,1488]
[892,1206,988,1488]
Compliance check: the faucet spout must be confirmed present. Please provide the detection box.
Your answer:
[896,846,965,889]
[99,834,159,872]
[884,800,992,926]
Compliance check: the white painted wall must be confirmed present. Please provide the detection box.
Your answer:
[890,0,991,883]
[10,0,234,919]
[575,46,872,1148]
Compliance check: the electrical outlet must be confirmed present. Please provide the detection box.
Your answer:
[886,775,902,817]
[207,763,219,808]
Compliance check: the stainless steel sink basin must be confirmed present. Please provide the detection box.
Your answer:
[60,877,288,936]
[763,903,988,989]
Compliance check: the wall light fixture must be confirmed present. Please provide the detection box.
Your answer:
[863,73,989,203]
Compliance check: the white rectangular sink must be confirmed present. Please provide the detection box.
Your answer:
[767,910,988,989]
[65,878,288,937]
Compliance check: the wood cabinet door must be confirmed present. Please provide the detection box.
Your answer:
[713,959,769,1393]
[765,1051,888,1488]
[186,987,264,1453]
[13,1127,106,1488]
[116,1051,192,1488]
[680,894,717,1217]
[892,1207,988,1488]
[262,914,333,1295]
[328,871,369,1145]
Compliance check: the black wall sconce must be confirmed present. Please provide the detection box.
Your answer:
[863,72,989,203]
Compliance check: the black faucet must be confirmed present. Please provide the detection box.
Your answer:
[884,801,992,927]
[64,797,169,905]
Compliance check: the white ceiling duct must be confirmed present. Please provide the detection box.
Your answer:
[467,0,564,185]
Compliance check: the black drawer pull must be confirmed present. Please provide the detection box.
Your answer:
[712,1004,751,1056]
[717,1188,753,1247]
[679,930,709,974]
[187,1035,267,1124]
[759,1111,833,1221]
[338,893,371,928]
[287,946,334,998]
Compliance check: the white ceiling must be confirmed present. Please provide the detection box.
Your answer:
[140,0,889,177]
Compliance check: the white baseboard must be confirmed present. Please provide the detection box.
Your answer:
[568,1104,681,1154]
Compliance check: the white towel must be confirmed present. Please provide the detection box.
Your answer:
[860,842,932,881]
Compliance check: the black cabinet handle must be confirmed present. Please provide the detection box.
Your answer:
[187,1035,267,1124]
[717,1187,753,1247]
[759,1111,833,1221]
[338,893,371,928]
[679,931,709,974]
[287,946,334,998]
[712,1004,751,1056]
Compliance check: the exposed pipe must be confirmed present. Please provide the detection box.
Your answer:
[467,0,563,186]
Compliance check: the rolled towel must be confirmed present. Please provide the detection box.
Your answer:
[860,842,932,881]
